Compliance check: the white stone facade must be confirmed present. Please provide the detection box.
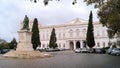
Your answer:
[27,18,110,50]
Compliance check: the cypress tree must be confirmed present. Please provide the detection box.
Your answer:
[49,28,58,49]
[86,11,95,48]
[9,38,17,49]
[31,18,41,50]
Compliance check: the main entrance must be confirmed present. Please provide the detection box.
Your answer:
[69,40,86,50]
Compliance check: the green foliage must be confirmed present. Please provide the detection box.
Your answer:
[9,38,17,49]
[0,38,17,50]
[31,18,41,50]
[0,43,4,50]
[0,39,9,50]
[0,42,10,50]
[86,11,95,48]
[107,29,115,39]
[49,28,58,49]
[103,46,110,52]
[112,44,117,48]
[84,0,120,38]
[98,0,120,38]
[22,15,29,30]
[84,0,105,8]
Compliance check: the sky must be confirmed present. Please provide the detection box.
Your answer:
[0,0,98,42]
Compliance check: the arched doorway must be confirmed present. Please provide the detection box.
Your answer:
[70,41,74,50]
[76,41,80,48]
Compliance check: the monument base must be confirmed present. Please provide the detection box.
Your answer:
[16,42,34,51]
[3,51,52,59]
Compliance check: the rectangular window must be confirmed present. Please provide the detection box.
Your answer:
[97,42,100,47]
[103,42,105,47]
[59,43,61,48]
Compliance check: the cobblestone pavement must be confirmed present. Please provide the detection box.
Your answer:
[0,51,120,68]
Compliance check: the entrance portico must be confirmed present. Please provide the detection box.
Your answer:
[68,40,86,50]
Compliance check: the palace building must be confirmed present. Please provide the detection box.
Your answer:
[22,18,110,50]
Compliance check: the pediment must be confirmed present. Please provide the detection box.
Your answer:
[65,18,88,25]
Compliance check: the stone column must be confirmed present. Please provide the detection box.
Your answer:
[73,41,76,50]
[79,40,81,48]
[66,40,69,49]
[80,40,83,48]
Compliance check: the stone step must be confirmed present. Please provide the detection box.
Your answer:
[3,51,52,59]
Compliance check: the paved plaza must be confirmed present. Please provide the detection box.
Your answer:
[0,51,120,68]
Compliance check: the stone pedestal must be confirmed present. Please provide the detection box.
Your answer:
[16,30,34,51]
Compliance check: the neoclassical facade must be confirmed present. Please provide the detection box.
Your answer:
[21,18,110,50]
[36,18,109,50]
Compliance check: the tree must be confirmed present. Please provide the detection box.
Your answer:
[0,43,4,50]
[84,0,120,38]
[30,0,78,5]
[84,0,105,8]
[0,39,9,50]
[31,18,41,50]
[49,28,58,48]
[3,43,10,49]
[86,11,95,48]
[9,38,17,49]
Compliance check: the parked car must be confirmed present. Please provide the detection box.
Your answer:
[36,47,46,52]
[59,48,65,51]
[54,48,60,51]
[95,48,106,54]
[74,48,81,53]
[81,48,88,53]
[45,48,60,52]
[0,49,10,54]
[111,48,120,56]
[88,48,96,53]
[107,48,113,55]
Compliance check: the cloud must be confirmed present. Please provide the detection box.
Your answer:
[0,0,98,42]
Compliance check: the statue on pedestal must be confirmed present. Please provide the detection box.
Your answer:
[3,15,51,59]
[16,15,33,51]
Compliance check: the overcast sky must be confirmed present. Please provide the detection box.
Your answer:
[0,0,98,42]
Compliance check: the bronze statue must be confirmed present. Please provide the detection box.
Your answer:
[22,15,29,30]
